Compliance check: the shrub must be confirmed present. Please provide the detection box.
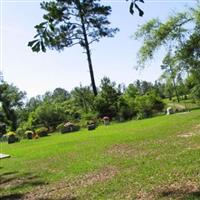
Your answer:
[135,94,165,119]
[56,123,65,132]
[35,127,48,137]
[25,130,34,139]
[16,127,25,138]
[0,123,6,134]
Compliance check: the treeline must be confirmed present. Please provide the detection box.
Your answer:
[1,74,199,133]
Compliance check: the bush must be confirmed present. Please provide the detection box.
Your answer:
[135,94,165,119]
[35,127,48,137]
[0,123,6,134]
[60,122,80,134]
[56,123,65,131]
[25,130,34,139]
[0,134,8,142]
[16,127,25,138]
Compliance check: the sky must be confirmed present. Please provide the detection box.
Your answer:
[0,0,197,98]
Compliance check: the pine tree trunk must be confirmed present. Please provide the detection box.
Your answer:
[79,11,98,96]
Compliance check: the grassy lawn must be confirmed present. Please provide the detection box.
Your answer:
[1,110,200,199]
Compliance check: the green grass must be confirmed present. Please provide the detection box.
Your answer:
[1,110,200,199]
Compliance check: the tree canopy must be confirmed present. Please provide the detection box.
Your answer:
[0,82,26,131]
[28,0,119,96]
[135,4,200,72]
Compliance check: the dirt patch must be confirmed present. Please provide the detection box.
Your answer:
[0,173,45,191]
[136,191,155,200]
[106,144,148,157]
[23,166,118,200]
[178,132,196,138]
[187,143,200,150]
[156,180,200,199]
[136,180,200,200]
[178,124,200,138]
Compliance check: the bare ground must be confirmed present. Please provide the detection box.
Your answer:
[22,166,119,200]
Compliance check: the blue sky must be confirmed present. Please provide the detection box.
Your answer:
[0,0,196,98]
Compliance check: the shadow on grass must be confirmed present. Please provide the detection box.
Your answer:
[0,171,79,200]
[0,193,24,200]
[39,198,77,200]
[161,189,200,199]
[0,170,47,199]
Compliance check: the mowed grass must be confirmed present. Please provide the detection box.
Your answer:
[1,110,200,199]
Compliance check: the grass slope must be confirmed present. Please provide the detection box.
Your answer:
[1,110,200,199]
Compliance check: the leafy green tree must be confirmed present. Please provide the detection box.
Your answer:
[153,81,165,98]
[122,84,138,116]
[95,77,120,118]
[117,96,134,120]
[0,82,26,131]
[135,93,164,119]
[28,102,67,129]
[134,4,200,77]
[161,52,180,102]
[176,74,189,100]
[133,80,154,95]
[124,83,138,99]
[186,73,200,100]
[26,96,43,112]
[52,88,70,102]
[28,0,118,96]
[71,85,95,113]
[164,79,174,101]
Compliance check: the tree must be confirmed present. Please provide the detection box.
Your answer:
[134,4,200,76]
[28,102,67,129]
[71,85,95,113]
[161,52,180,102]
[95,77,120,118]
[135,92,165,119]
[0,82,26,131]
[28,0,118,96]
[52,87,70,102]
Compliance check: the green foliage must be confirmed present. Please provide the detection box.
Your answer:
[0,123,6,134]
[117,96,133,121]
[71,86,95,113]
[135,93,165,119]
[35,127,48,137]
[16,127,25,138]
[95,77,120,118]
[6,131,16,136]
[29,0,119,95]
[29,0,118,52]
[0,82,26,131]
[135,4,200,101]
[56,122,65,132]
[28,102,67,129]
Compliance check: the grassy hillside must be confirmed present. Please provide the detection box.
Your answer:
[1,110,200,200]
